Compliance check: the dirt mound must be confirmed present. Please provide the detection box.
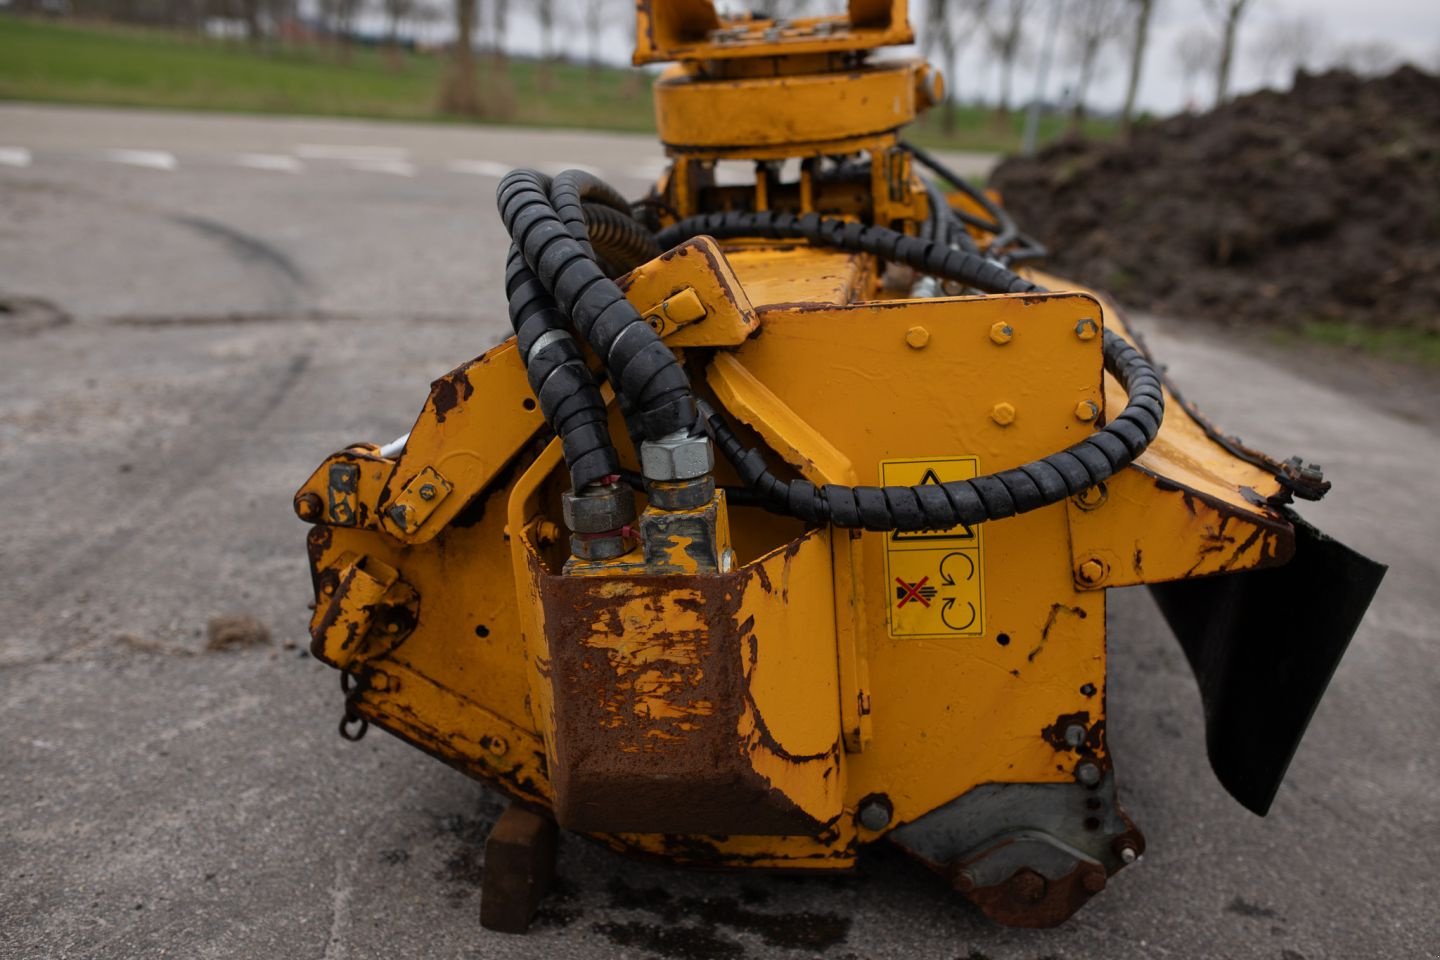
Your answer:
[990,67,1440,333]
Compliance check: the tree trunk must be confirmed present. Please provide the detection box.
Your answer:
[1069,46,1097,134]
[1120,0,1153,134]
[439,0,481,115]
[1215,2,1242,106]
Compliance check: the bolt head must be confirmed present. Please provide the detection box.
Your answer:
[1075,399,1099,422]
[905,325,931,349]
[990,401,1016,426]
[1119,844,1138,865]
[418,483,437,501]
[1076,761,1102,786]
[1064,723,1087,747]
[295,492,323,521]
[1075,317,1099,341]
[486,736,509,757]
[1011,868,1047,902]
[1076,557,1107,586]
[989,321,1013,345]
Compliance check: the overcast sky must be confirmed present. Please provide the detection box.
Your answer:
[403,0,1440,117]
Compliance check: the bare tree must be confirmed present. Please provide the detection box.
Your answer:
[1252,13,1323,87]
[1174,26,1217,109]
[581,0,619,72]
[983,0,1034,118]
[382,0,415,48]
[1064,0,1127,130]
[490,0,510,62]
[438,0,481,115]
[1119,0,1156,134]
[1334,39,1402,76]
[536,0,558,59]
[1201,0,1254,106]
[922,0,990,134]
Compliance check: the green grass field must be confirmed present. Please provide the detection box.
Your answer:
[0,17,656,131]
[0,16,1108,150]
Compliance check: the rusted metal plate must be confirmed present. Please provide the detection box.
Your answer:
[538,531,843,837]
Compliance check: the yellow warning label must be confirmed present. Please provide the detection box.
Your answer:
[881,457,985,639]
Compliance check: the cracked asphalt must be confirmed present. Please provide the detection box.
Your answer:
[1,106,1436,960]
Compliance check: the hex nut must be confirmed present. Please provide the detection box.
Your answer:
[562,484,635,534]
[905,325,931,349]
[569,533,631,561]
[991,402,1016,426]
[1076,557,1108,586]
[1075,317,1099,341]
[989,321,1013,345]
[1075,399,1099,422]
[646,476,716,511]
[640,432,714,482]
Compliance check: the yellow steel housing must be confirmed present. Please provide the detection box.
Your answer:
[292,0,1378,932]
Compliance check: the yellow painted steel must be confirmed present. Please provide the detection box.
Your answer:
[294,0,1301,896]
[654,62,925,149]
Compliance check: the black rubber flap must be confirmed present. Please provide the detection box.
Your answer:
[1149,510,1386,815]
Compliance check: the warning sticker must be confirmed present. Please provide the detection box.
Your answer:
[881,457,985,638]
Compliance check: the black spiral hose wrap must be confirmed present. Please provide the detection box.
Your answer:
[503,243,620,490]
[581,202,664,276]
[497,166,1163,532]
[498,169,697,440]
[660,210,1166,533]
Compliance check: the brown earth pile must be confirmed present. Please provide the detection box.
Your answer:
[989,67,1440,332]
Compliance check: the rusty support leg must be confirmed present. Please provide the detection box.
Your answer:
[480,802,558,934]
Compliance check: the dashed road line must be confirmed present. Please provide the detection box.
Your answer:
[0,147,32,168]
[626,157,670,180]
[295,144,409,161]
[448,159,512,178]
[346,158,416,177]
[105,149,177,171]
[536,161,605,178]
[234,153,304,173]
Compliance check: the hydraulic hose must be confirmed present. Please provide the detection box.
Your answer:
[504,244,620,490]
[661,210,1165,533]
[582,202,663,276]
[656,210,1038,296]
[498,169,697,441]
[902,139,1047,263]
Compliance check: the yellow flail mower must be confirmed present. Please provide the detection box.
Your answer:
[293,0,1384,931]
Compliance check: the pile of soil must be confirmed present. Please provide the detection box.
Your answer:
[990,67,1440,333]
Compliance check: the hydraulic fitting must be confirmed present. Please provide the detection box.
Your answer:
[639,430,714,482]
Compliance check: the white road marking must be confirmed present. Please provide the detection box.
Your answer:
[536,161,605,178]
[448,159,512,178]
[0,147,32,168]
[296,144,409,161]
[347,158,416,177]
[235,153,304,173]
[105,149,177,171]
[625,157,670,180]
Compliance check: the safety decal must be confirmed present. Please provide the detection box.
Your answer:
[881,457,985,639]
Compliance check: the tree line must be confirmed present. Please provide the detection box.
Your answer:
[12,0,1431,126]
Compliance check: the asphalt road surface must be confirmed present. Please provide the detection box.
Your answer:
[2,105,1436,960]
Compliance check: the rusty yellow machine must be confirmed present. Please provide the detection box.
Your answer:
[292,0,1385,931]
